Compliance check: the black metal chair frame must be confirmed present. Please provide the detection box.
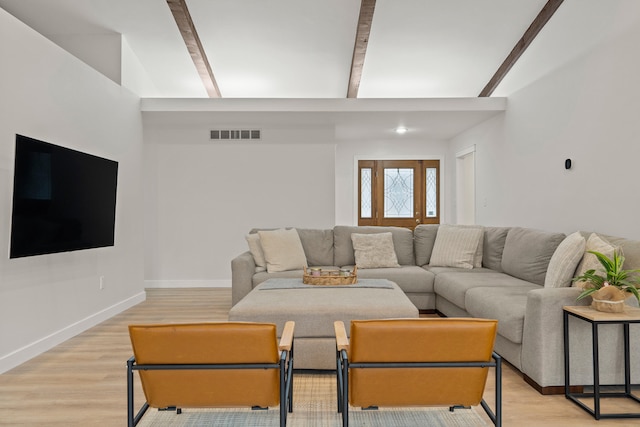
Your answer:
[127,343,294,427]
[336,347,502,427]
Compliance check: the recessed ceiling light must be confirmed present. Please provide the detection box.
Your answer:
[395,127,408,134]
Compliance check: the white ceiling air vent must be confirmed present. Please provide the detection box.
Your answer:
[210,129,261,140]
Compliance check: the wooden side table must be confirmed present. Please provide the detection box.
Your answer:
[563,305,640,420]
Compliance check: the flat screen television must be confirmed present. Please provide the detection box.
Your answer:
[9,134,118,258]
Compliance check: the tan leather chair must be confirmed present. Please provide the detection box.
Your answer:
[334,318,501,427]
[127,321,294,427]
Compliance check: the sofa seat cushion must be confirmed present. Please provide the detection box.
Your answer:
[434,272,537,311]
[341,265,434,294]
[425,266,496,275]
[465,285,540,344]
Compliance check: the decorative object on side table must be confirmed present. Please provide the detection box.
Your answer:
[303,266,357,285]
[572,250,640,312]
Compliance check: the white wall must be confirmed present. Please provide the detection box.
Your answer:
[143,119,336,287]
[335,138,450,225]
[143,120,455,286]
[0,9,145,373]
[449,17,640,239]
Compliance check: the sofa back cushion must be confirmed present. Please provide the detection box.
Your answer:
[250,228,334,267]
[334,226,415,266]
[501,227,565,285]
[414,224,439,266]
[482,227,510,272]
[296,228,335,266]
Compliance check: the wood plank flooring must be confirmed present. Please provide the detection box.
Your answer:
[0,288,638,426]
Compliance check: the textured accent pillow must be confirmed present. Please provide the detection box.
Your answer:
[544,232,586,288]
[245,233,267,273]
[351,232,400,269]
[573,233,616,288]
[428,225,484,269]
[258,229,308,273]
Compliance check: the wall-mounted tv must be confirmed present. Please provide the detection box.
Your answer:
[9,134,118,258]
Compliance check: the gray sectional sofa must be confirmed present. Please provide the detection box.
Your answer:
[231,225,640,393]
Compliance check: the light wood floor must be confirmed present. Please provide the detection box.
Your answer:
[0,288,639,426]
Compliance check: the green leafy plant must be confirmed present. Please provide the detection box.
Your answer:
[573,250,640,303]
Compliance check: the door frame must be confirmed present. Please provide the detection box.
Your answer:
[353,155,445,225]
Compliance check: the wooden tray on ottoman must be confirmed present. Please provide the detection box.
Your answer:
[303,266,358,285]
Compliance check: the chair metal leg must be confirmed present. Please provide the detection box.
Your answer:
[336,348,343,414]
[280,356,286,427]
[479,352,502,427]
[495,353,502,427]
[127,357,149,427]
[288,342,294,413]
[127,357,135,427]
[341,349,349,427]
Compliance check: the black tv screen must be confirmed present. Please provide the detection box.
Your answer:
[10,135,118,258]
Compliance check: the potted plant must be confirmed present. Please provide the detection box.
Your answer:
[573,250,640,312]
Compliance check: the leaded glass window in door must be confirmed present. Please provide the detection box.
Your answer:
[426,167,438,218]
[384,168,413,218]
[360,168,372,218]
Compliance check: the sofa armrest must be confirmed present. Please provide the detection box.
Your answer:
[521,287,586,388]
[231,251,256,306]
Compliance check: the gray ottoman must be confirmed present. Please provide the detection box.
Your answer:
[228,278,419,369]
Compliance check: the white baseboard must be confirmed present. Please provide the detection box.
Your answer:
[0,291,146,375]
[144,279,231,288]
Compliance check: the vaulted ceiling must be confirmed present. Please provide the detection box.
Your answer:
[2,0,638,142]
[8,0,631,100]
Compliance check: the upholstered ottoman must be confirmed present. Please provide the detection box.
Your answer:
[228,278,419,369]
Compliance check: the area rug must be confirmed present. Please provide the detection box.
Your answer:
[136,372,488,426]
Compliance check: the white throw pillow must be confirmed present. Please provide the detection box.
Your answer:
[429,225,484,269]
[351,232,400,269]
[448,224,484,267]
[245,233,267,273]
[573,233,616,288]
[544,231,586,288]
[258,229,308,273]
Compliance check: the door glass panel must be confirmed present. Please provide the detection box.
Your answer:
[384,168,413,218]
[360,168,372,218]
[426,167,437,217]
